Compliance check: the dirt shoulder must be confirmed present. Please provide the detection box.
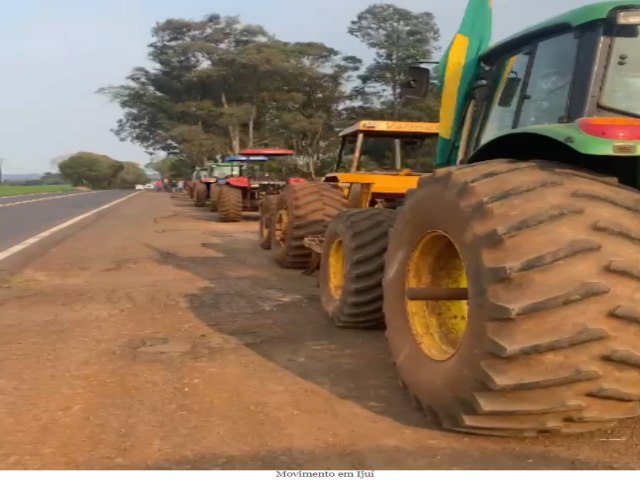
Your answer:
[0,192,638,469]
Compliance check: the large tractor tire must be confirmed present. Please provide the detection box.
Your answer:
[384,159,640,436]
[259,195,279,250]
[217,185,243,222]
[319,208,397,328]
[194,182,207,207]
[271,183,347,269]
[209,184,221,212]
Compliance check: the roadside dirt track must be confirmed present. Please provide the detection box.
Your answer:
[1,191,639,469]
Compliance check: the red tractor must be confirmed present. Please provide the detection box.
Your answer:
[215,149,306,224]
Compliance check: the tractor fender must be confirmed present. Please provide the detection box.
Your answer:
[287,177,307,184]
[466,132,582,166]
[226,177,250,188]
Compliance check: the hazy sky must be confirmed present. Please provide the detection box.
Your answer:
[0,0,591,174]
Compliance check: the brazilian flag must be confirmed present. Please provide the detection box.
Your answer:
[436,0,492,166]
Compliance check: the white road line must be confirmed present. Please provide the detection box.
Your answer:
[0,191,98,209]
[0,191,71,200]
[0,191,140,262]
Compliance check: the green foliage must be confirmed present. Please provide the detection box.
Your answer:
[101,5,443,179]
[112,161,149,188]
[348,4,440,118]
[100,13,362,178]
[58,152,146,189]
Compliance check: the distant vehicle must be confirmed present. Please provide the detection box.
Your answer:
[135,183,155,190]
[134,184,145,190]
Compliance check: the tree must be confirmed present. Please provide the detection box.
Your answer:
[348,4,440,118]
[112,162,149,188]
[101,13,363,178]
[145,156,174,179]
[58,152,124,189]
[99,15,272,165]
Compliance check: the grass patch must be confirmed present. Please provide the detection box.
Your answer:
[0,184,76,198]
[1,274,32,289]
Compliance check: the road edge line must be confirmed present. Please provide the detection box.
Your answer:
[0,190,79,200]
[0,191,141,262]
[0,191,98,209]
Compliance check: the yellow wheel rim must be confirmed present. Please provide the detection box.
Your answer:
[328,238,346,298]
[406,231,469,361]
[274,208,289,246]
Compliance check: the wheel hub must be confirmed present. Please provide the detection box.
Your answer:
[405,230,469,361]
[328,238,346,298]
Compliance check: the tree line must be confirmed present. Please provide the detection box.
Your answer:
[58,152,148,189]
[100,3,442,180]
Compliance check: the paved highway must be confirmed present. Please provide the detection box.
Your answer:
[0,190,138,257]
[0,191,86,206]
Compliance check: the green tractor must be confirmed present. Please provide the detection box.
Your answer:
[191,162,244,210]
[319,1,640,436]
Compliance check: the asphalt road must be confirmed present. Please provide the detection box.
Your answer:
[0,190,136,254]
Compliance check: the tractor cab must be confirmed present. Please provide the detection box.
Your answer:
[324,120,439,208]
[206,162,244,185]
[214,149,303,222]
[404,2,640,188]
[335,120,439,173]
[222,155,272,191]
[238,148,305,193]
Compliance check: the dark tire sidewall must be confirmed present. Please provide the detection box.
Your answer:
[218,186,242,221]
[384,180,488,420]
[210,185,221,212]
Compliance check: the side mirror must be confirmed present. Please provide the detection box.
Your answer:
[498,75,522,107]
[401,66,431,99]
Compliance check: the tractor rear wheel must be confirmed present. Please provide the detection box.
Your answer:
[271,183,346,269]
[384,159,640,436]
[217,185,243,222]
[259,195,279,250]
[320,208,397,328]
[209,185,221,212]
[194,182,207,207]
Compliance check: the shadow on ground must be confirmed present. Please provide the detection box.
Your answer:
[170,195,260,222]
[140,195,640,471]
[149,221,431,429]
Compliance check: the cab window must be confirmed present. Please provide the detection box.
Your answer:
[518,32,578,127]
[479,53,530,144]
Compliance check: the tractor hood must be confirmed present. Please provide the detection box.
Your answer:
[323,172,422,195]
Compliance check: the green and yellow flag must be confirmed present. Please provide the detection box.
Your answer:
[436,0,492,166]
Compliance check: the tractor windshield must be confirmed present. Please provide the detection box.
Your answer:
[210,164,242,177]
[339,136,436,172]
[600,24,640,117]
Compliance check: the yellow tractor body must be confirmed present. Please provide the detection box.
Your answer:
[322,120,439,208]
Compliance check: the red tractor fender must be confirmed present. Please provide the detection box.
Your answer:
[226,177,251,188]
[287,177,307,184]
